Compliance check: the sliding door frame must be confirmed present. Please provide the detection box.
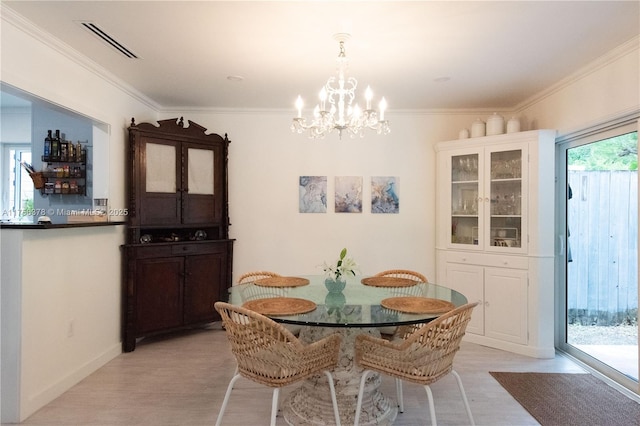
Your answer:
[554,112,639,396]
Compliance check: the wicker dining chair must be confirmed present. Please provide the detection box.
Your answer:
[236,271,302,336]
[236,270,281,284]
[239,281,290,302]
[353,302,478,426]
[373,269,428,283]
[373,269,429,337]
[214,302,342,426]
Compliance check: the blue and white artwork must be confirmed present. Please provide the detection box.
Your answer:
[335,176,363,213]
[299,176,327,213]
[371,176,399,213]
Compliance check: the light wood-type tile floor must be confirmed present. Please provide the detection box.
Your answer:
[13,323,589,426]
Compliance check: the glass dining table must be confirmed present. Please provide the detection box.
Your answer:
[227,275,468,426]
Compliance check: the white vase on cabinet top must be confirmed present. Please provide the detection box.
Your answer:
[471,118,486,137]
[486,113,505,136]
[507,116,521,133]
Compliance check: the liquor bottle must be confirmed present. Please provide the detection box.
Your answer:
[53,130,61,160]
[44,130,52,159]
[67,138,74,161]
[61,139,68,161]
[76,142,82,162]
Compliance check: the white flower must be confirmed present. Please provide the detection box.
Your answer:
[321,248,358,281]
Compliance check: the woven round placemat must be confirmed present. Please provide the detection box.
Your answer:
[380,297,455,314]
[254,276,310,287]
[361,276,418,288]
[242,297,317,315]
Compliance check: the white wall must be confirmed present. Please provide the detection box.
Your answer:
[20,226,125,418]
[0,107,31,142]
[1,10,156,422]
[159,110,486,281]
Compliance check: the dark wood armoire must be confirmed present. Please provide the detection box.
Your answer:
[122,117,233,352]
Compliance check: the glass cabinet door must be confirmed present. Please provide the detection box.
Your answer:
[488,149,523,249]
[146,142,177,193]
[451,153,480,246]
[140,140,181,226]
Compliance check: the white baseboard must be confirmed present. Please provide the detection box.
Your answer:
[463,333,556,359]
[21,342,122,421]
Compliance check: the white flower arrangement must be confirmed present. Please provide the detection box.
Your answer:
[321,248,358,281]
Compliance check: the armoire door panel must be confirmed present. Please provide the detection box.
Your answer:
[445,263,484,335]
[484,267,528,344]
[183,253,225,323]
[140,194,181,225]
[182,195,216,225]
[135,257,183,334]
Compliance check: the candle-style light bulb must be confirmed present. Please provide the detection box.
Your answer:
[319,87,327,111]
[295,96,303,118]
[379,97,387,121]
[365,86,373,110]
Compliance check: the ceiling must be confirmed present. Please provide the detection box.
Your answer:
[3,1,639,112]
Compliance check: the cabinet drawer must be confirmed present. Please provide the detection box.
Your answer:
[170,242,225,255]
[445,251,528,269]
[127,245,173,258]
[126,241,230,258]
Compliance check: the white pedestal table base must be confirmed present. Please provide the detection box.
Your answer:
[282,326,397,425]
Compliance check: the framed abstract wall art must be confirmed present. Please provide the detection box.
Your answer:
[335,176,363,213]
[299,176,327,213]
[371,176,399,213]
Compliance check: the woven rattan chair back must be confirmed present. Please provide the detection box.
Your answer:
[214,302,342,426]
[354,302,478,425]
[374,270,429,337]
[374,269,428,283]
[236,270,281,285]
[239,283,290,303]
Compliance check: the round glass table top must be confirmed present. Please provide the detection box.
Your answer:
[227,275,468,328]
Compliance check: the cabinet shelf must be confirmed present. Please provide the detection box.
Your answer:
[39,154,87,196]
[41,155,86,163]
[490,178,521,183]
[41,172,86,179]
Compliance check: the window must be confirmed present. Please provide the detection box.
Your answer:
[2,144,33,219]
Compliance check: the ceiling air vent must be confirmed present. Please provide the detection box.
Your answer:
[79,21,139,59]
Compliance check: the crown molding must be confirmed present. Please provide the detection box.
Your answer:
[514,35,639,113]
[1,4,161,112]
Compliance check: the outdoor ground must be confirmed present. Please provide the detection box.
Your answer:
[568,324,638,345]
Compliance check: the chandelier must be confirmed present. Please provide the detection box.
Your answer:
[291,33,390,139]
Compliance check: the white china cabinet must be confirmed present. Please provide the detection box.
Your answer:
[435,129,556,358]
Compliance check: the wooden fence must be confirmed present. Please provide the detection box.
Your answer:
[567,170,638,326]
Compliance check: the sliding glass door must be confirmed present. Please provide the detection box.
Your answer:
[556,127,638,393]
